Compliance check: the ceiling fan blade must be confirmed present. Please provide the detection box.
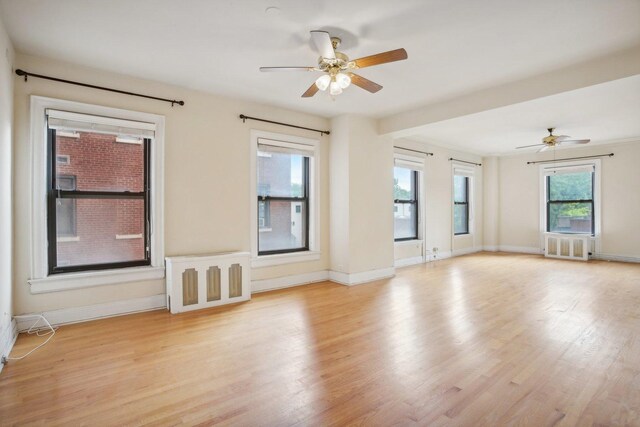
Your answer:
[516,143,545,149]
[538,145,550,153]
[553,135,571,141]
[310,31,336,60]
[301,82,319,98]
[558,139,591,145]
[348,73,383,93]
[352,48,408,69]
[260,66,317,72]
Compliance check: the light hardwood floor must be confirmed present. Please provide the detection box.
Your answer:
[1,252,640,426]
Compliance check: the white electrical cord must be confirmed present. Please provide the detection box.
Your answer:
[6,315,57,361]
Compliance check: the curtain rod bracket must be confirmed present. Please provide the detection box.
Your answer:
[15,69,185,107]
[239,114,329,136]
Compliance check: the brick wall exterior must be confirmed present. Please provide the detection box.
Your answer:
[55,132,145,266]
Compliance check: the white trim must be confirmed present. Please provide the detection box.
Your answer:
[15,294,166,331]
[394,256,424,267]
[115,234,143,240]
[29,96,165,291]
[56,130,79,138]
[452,246,483,257]
[250,130,321,266]
[483,245,499,252]
[452,163,476,245]
[429,250,452,261]
[0,319,18,372]
[28,266,165,294]
[251,270,330,293]
[591,253,640,263]
[251,250,321,268]
[115,136,143,145]
[497,245,543,254]
[329,267,395,286]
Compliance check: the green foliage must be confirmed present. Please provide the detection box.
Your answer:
[394,178,412,200]
[548,172,593,231]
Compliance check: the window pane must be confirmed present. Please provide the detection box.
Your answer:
[55,130,144,192]
[258,201,307,252]
[394,167,415,201]
[394,203,417,239]
[548,172,593,201]
[257,152,306,197]
[454,204,468,234]
[453,175,468,203]
[548,202,593,233]
[258,200,271,229]
[55,198,145,267]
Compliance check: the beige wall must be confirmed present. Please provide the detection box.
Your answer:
[497,141,640,258]
[329,115,395,275]
[13,53,330,314]
[394,139,484,260]
[0,17,14,346]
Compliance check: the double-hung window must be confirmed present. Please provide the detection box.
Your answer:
[543,163,596,235]
[256,140,311,255]
[46,109,153,274]
[393,166,419,241]
[453,174,470,235]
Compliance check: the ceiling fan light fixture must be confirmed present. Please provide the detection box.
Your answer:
[315,74,331,91]
[335,72,351,89]
[329,80,343,96]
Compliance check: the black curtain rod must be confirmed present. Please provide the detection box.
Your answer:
[394,147,434,156]
[527,153,614,165]
[239,114,330,136]
[449,158,482,166]
[15,69,185,107]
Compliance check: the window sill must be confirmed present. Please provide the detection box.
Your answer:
[394,239,422,246]
[28,266,165,294]
[251,251,320,268]
[454,233,472,238]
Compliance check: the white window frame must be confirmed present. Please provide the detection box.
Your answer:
[452,164,475,238]
[28,96,165,293]
[393,150,426,243]
[250,130,320,268]
[539,159,601,253]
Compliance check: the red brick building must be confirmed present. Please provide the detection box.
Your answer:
[55,131,145,266]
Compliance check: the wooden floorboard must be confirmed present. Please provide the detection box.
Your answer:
[1,252,640,426]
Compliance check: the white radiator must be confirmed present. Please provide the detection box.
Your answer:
[165,252,251,314]
[544,233,590,261]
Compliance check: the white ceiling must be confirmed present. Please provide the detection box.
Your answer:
[1,0,639,119]
[404,75,640,155]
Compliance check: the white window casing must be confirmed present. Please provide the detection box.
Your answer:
[393,149,426,258]
[539,159,601,254]
[28,96,165,293]
[452,162,475,239]
[250,130,321,268]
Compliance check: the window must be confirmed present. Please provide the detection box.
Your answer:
[55,175,76,237]
[29,97,165,293]
[453,175,469,235]
[46,113,151,274]
[545,167,595,235]
[250,131,319,267]
[394,167,418,240]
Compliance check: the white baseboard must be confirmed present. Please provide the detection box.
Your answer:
[394,256,424,268]
[452,246,483,257]
[592,253,640,263]
[496,245,543,254]
[251,270,330,293]
[428,251,452,262]
[0,319,18,373]
[329,267,395,286]
[15,294,167,332]
[483,245,499,252]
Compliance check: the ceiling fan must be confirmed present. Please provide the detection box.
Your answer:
[260,30,408,97]
[516,128,591,152]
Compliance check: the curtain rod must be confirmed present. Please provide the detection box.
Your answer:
[527,153,614,165]
[394,147,434,156]
[449,158,482,166]
[15,69,185,107]
[239,114,330,136]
